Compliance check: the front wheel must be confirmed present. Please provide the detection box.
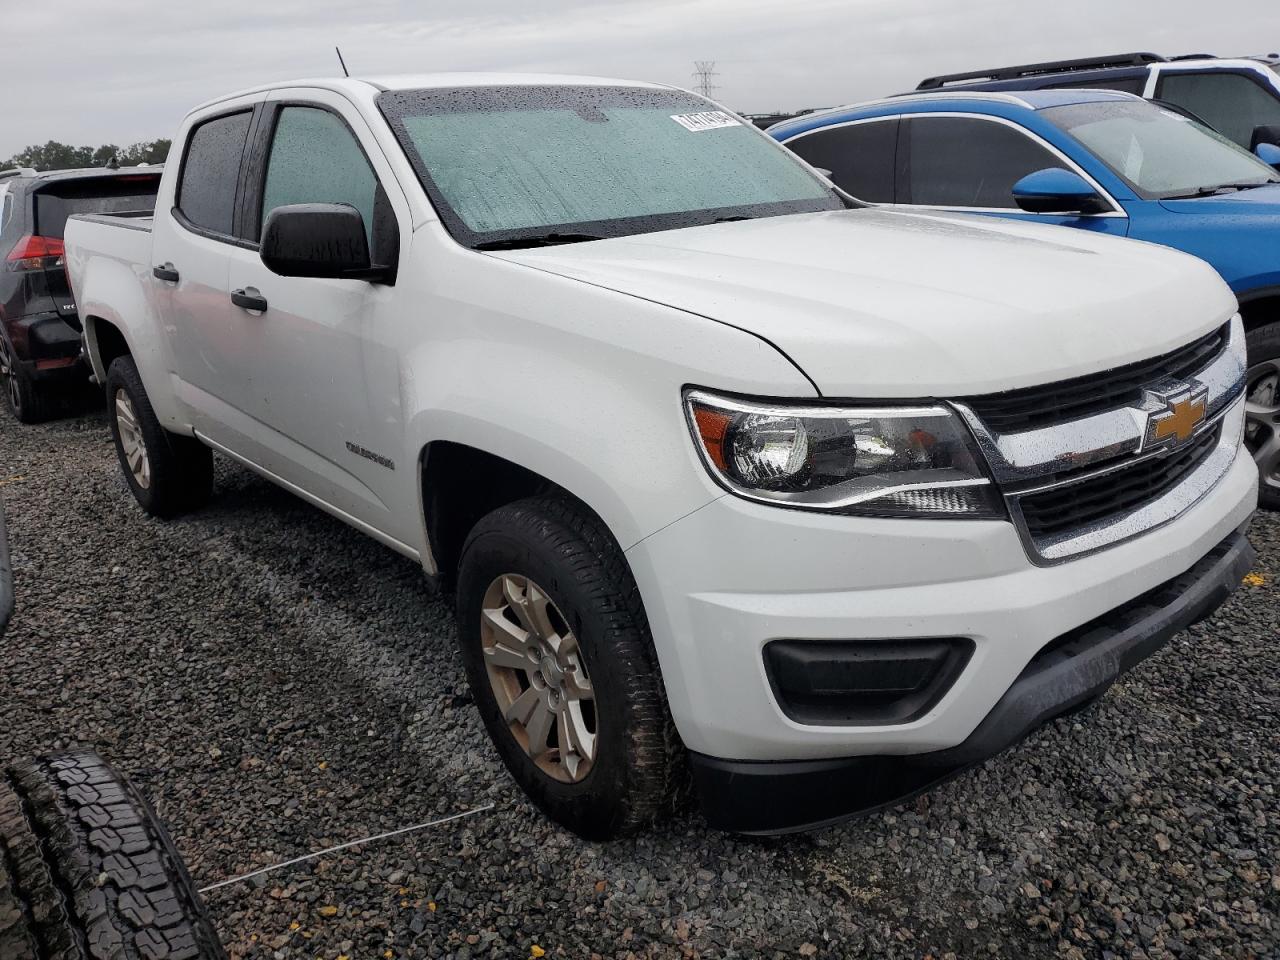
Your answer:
[1245,323,1280,510]
[455,496,683,839]
[105,356,214,518]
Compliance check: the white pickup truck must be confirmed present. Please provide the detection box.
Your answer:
[65,73,1257,837]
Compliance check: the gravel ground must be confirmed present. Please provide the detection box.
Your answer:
[1,405,1277,960]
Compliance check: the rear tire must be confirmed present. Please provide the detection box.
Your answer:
[105,357,213,518]
[456,496,684,839]
[0,334,49,425]
[1245,322,1280,510]
[0,751,225,960]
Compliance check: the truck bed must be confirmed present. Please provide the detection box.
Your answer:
[71,211,154,232]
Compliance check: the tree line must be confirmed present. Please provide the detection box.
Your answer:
[4,139,172,172]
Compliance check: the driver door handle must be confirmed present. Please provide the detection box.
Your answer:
[152,263,180,283]
[231,287,268,312]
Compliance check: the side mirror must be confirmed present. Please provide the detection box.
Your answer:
[1011,168,1111,215]
[260,203,391,282]
[1250,123,1280,151]
[1254,141,1280,172]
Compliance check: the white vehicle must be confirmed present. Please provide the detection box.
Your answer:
[65,74,1258,837]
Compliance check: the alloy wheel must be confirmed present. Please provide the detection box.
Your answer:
[114,389,152,490]
[1245,357,1280,494]
[480,573,597,783]
[0,337,19,414]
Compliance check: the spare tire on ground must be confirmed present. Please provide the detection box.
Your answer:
[0,751,225,959]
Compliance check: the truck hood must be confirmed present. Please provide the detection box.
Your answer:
[494,209,1236,398]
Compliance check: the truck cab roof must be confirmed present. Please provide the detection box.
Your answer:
[191,72,673,115]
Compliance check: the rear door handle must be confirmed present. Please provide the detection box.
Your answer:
[231,287,268,312]
[152,263,180,283]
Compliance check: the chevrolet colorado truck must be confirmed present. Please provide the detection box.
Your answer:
[64,74,1258,838]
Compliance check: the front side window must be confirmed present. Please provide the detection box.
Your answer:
[378,85,841,248]
[785,119,898,203]
[260,107,378,246]
[1157,71,1280,147]
[178,111,252,235]
[1043,99,1280,199]
[899,116,1067,208]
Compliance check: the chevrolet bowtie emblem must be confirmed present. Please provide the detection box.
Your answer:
[1144,383,1208,450]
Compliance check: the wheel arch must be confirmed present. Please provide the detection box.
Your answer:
[1236,288,1280,332]
[419,440,630,590]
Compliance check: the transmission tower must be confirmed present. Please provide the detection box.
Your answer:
[692,61,720,98]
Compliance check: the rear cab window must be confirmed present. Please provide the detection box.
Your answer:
[177,110,253,236]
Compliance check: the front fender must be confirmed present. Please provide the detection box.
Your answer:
[399,243,817,553]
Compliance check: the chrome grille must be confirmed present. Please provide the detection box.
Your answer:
[955,316,1248,563]
[962,325,1228,433]
[1018,425,1220,540]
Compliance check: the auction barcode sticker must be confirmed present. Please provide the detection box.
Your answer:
[671,111,740,132]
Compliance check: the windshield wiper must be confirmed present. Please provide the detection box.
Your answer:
[474,232,606,251]
[1167,180,1280,199]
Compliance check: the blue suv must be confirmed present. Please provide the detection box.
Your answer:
[770,89,1280,506]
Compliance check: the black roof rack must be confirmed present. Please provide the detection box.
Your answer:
[1168,53,1217,61]
[917,52,1167,90]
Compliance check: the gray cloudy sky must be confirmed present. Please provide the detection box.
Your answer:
[6,0,1278,158]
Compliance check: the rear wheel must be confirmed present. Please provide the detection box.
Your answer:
[105,357,213,518]
[1245,323,1280,510]
[0,333,48,425]
[0,751,226,959]
[455,496,683,839]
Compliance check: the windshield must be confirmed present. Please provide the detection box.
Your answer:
[378,85,841,248]
[1042,99,1280,199]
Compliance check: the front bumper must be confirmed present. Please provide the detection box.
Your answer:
[688,528,1254,833]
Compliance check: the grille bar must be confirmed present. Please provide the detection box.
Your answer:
[963,325,1227,433]
[1016,425,1221,540]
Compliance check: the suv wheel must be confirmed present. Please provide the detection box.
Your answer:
[105,356,214,518]
[0,334,47,425]
[1245,323,1280,510]
[456,496,683,839]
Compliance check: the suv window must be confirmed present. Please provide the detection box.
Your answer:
[899,116,1067,208]
[260,107,378,245]
[33,176,161,239]
[178,111,252,236]
[785,119,897,203]
[1157,71,1280,148]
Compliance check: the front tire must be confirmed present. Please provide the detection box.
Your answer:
[105,356,213,518]
[456,496,682,839]
[1245,322,1280,510]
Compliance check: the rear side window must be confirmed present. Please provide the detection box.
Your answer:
[260,107,377,245]
[785,119,898,203]
[899,116,1067,208]
[178,111,252,235]
[1157,71,1280,147]
[33,177,160,239]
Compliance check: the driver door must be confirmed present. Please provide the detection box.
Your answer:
[217,93,414,544]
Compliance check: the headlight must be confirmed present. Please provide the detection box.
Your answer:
[685,390,1004,518]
